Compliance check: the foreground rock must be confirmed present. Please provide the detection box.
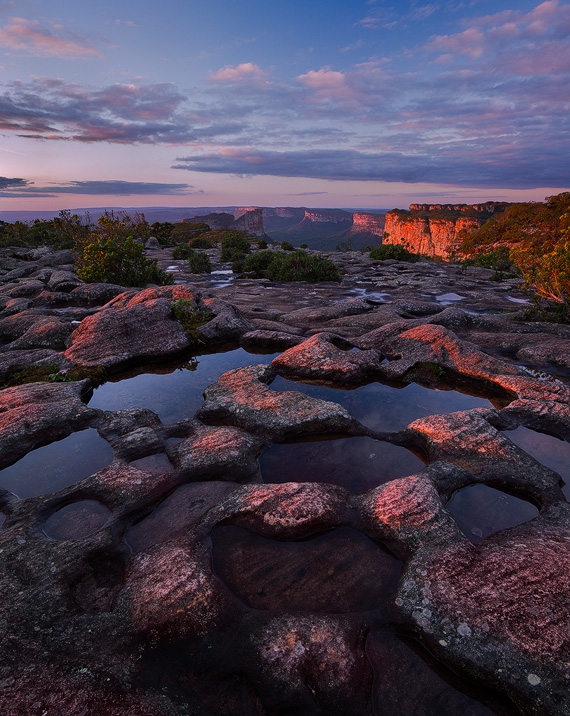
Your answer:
[0,243,570,715]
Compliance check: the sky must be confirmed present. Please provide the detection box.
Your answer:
[0,0,569,213]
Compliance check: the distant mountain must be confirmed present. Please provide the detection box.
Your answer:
[0,204,387,251]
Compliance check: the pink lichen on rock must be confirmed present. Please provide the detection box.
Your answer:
[209,482,347,537]
[125,539,227,638]
[425,523,570,667]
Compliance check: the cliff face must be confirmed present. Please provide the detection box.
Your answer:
[383,205,506,259]
[302,209,352,225]
[233,208,266,236]
[350,212,385,237]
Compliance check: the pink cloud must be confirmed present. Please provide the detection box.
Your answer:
[0,17,102,57]
[209,62,270,85]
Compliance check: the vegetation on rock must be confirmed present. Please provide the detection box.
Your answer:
[461,193,570,318]
[266,250,340,282]
[220,232,252,262]
[170,298,213,340]
[187,250,212,274]
[75,211,173,286]
[370,244,420,262]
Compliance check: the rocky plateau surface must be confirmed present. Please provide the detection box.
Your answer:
[0,242,569,715]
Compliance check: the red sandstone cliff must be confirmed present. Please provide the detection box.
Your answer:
[383,204,508,259]
[349,212,385,237]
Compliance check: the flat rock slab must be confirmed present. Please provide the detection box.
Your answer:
[196,363,366,441]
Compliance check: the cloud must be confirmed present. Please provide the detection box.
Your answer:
[209,62,270,85]
[173,146,569,189]
[0,176,31,190]
[0,17,102,57]
[0,78,247,143]
[0,179,201,198]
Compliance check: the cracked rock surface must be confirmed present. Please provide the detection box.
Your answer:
[0,244,569,715]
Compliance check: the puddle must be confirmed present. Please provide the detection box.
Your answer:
[505,426,570,499]
[259,436,423,493]
[506,296,530,304]
[368,631,519,716]
[0,429,114,498]
[126,481,238,553]
[43,500,111,540]
[212,525,402,613]
[271,376,492,432]
[447,484,539,543]
[436,292,465,304]
[349,287,391,302]
[89,348,278,424]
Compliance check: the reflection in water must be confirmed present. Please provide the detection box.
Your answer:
[0,429,114,498]
[89,348,278,424]
[447,484,539,543]
[505,426,570,500]
[212,525,402,613]
[259,436,424,492]
[43,500,111,540]
[271,375,492,432]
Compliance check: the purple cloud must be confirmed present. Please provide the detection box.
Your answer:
[0,17,102,57]
[0,179,201,197]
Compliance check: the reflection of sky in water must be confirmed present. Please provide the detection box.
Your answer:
[505,426,570,500]
[0,429,113,498]
[260,436,424,493]
[271,376,491,433]
[89,348,278,424]
[447,484,539,543]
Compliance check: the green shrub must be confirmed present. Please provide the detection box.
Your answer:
[462,246,515,273]
[242,250,280,277]
[232,258,245,273]
[76,235,173,286]
[266,250,340,282]
[170,299,214,339]
[300,243,308,249]
[220,232,251,262]
[189,237,211,249]
[280,241,295,251]
[187,250,212,274]
[370,244,420,262]
[172,244,194,260]
[257,238,268,249]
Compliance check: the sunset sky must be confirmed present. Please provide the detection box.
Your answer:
[0,0,569,212]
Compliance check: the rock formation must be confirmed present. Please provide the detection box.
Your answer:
[383,203,510,259]
[0,241,569,715]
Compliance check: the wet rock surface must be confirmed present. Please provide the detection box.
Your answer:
[0,244,569,714]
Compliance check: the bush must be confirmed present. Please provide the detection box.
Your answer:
[187,250,212,274]
[76,235,173,286]
[172,244,194,260]
[461,246,515,273]
[242,250,280,277]
[266,250,340,282]
[370,244,420,262]
[220,232,251,262]
[189,237,211,249]
[300,243,308,249]
[170,299,213,339]
[280,241,295,251]
[257,238,268,249]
